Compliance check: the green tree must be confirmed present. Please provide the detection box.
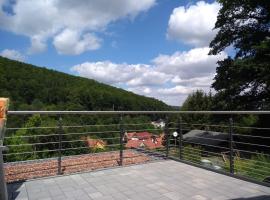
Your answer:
[209,0,270,110]
[181,90,213,124]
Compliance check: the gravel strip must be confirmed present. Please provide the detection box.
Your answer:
[4,150,151,183]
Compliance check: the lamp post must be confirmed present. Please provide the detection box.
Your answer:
[172,131,178,148]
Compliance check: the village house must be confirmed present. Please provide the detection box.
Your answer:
[151,119,165,128]
[125,131,164,150]
[81,136,106,150]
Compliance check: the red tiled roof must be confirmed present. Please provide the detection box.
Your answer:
[125,137,164,149]
[125,132,136,140]
[134,132,152,140]
[125,140,143,148]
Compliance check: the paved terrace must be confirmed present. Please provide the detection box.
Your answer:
[8,160,270,200]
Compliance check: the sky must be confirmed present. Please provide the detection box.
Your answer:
[0,0,228,106]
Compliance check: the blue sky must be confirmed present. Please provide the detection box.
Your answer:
[0,0,227,106]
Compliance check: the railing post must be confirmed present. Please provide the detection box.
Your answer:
[119,115,124,166]
[0,98,9,200]
[0,146,8,200]
[178,117,183,160]
[57,117,63,175]
[229,117,234,174]
[165,115,169,158]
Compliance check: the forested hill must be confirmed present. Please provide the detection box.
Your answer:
[0,57,170,111]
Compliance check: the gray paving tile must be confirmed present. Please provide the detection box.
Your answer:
[7,160,270,200]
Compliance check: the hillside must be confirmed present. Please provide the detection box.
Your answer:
[0,56,170,111]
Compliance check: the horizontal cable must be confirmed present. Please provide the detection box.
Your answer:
[181,151,225,166]
[233,125,270,131]
[5,130,120,139]
[232,134,270,139]
[6,123,154,131]
[183,140,230,150]
[182,152,202,162]
[62,130,120,136]
[4,150,117,164]
[234,149,270,157]
[125,128,163,132]
[5,137,120,147]
[6,126,58,130]
[6,141,59,147]
[62,124,118,128]
[183,146,225,157]
[58,154,147,169]
[5,134,59,139]
[183,136,228,143]
[61,144,120,151]
[5,154,147,176]
[233,163,270,175]
[168,122,189,125]
[8,110,270,115]
[172,122,270,131]
[236,157,270,168]
[190,123,230,128]
[233,141,270,148]
[235,169,267,178]
[4,144,121,156]
[182,151,202,158]
[3,149,59,156]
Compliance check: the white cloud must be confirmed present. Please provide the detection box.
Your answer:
[0,0,156,54]
[167,1,220,47]
[0,49,25,61]
[127,86,194,106]
[153,47,227,79]
[71,61,170,86]
[71,47,227,106]
[157,86,195,96]
[172,75,214,87]
[53,29,101,55]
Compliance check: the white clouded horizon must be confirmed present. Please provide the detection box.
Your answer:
[72,47,227,106]
[0,49,25,61]
[167,1,220,47]
[0,0,156,55]
[0,0,225,106]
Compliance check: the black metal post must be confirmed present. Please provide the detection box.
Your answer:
[165,115,169,158]
[119,115,124,166]
[229,117,234,174]
[178,117,183,160]
[57,117,63,175]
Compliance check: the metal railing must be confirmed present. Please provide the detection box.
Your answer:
[1,110,270,200]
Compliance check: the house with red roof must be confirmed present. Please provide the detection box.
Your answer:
[125,131,164,149]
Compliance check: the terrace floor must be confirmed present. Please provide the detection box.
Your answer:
[8,160,270,200]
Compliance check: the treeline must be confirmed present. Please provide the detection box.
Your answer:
[0,56,170,112]
[0,56,170,161]
[0,56,171,129]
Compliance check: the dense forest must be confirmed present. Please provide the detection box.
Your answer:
[0,56,170,162]
[0,56,170,112]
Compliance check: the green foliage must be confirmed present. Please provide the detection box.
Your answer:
[225,154,270,181]
[0,56,171,162]
[209,0,270,57]
[0,56,170,115]
[183,145,202,163]
[169,145,202,164]
[209,0,270,110]
[181,90,213,124]
[7,115,43,161]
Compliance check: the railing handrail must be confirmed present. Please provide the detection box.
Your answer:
[7,110,270,115]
